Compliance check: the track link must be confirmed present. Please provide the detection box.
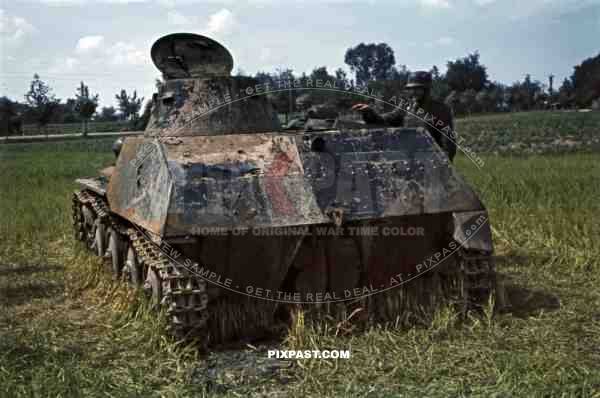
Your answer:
[458,248,495,311]
[128,230,209,336]
[73,189,210,339]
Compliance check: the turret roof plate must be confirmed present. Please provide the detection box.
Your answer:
[151,33,234,79]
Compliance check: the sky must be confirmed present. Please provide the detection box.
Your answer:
[1,0,599,108]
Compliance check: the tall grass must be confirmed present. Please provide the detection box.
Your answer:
[1,139,599,396]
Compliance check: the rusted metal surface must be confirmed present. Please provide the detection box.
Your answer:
[145,77,281,137]
[107,127,485,237]
[452,210,493,252]
[106,137,173,235]
[99,166,114,178]
[298,127,483,220]
[76,177,108,196]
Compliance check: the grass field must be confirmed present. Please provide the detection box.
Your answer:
[16,121,130,137]
[1,129,599,396]
[455,111,600,154]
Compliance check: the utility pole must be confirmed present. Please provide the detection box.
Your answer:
[288,79,292,124]
[278,66,293,125]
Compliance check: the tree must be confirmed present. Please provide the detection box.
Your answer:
[98,106,118,122]
[507,74,543,111]
[0,97,23,136]
[344,43,396,85]
[308,66,336,105]
[115,89,143,122]
[429,65,451,100]
[254,68,302,121]
[459,89,477,116]
[368,65,410,113]
[333,68,355,109]
[24,74,59,134]
[486,82,508,112]
[334,68,348,82]
[387,65,410,84]
[75,81,99,136]
[445,51,489,92]
[134,99,153,130]
[445,91,460,114]
[475,90,489,113]
[569,53,600,107]
[558,78,575,108]
[61,98,79,123]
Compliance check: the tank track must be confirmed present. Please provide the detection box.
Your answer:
[127,230,209,337]
[74,190,109,220]
[72,189,209,339]
[72,190,109,247]
[73,189,497,341]
[458,248,496,311]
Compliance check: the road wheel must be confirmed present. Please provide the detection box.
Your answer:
[94,219,107,257]
[144,267,163,307]
[72,202,85,242]
[81,205,96,251]
[125,245,143,287]
[108,228,124,277]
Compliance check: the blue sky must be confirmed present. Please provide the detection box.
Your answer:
[1,0,599,108]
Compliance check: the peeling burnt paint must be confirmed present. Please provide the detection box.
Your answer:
[101,127,487,240]
[146,76,281,136]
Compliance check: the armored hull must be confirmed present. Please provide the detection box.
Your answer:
[72,33,497,343]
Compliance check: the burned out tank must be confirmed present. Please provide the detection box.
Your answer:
[72,33,498,343]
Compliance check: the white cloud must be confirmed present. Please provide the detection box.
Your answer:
[75,35,105,53]
[204,8,235,36]
[474,0,495,5]
[108,41,145,66]
[165,7,236,37]
[49,35,146,76]
[65,57,80,69]
[72,34,145,66]
[48,56,81,73]
[419,0,451,9]
[0,9,36,46]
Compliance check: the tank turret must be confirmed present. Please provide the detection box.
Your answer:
[145,33,279,137]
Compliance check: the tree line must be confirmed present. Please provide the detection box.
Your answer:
[250,45,600,118]
[0,74,149,136]
[1,45,599,135]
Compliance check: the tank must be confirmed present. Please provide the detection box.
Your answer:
[72,33,498,344]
